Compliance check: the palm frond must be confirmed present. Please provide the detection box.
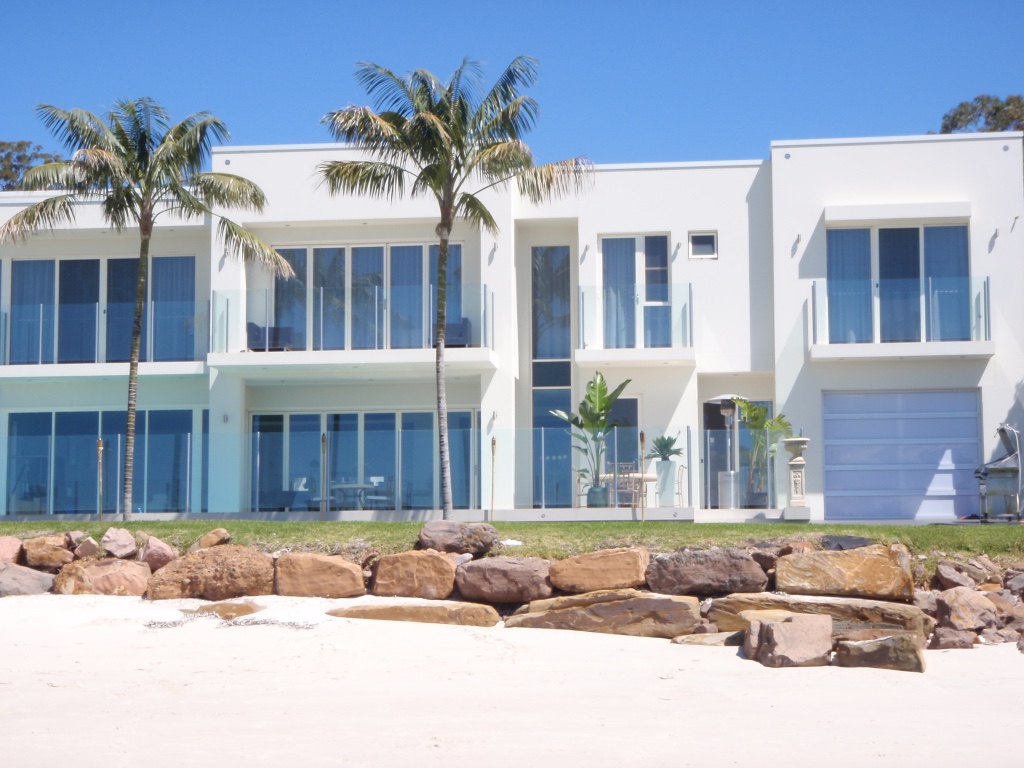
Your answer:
[454,192,498,235]
[102,185,141,231]
[516,156,594,204]
[188,172,268,213]
[476,95,540,143]
[354,62,419,115]
[321,106,407,161]
[317,160,409,199]
[18,161,89,193]
[477,57,539,122]
[153,113,229,179]
[216,217,294,277]
[0,195,79,243]
[35,105,113,154]
[466,140,534,181]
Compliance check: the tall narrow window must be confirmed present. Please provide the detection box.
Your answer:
[106,259,143,362]
[643,235,671,348]
[351,246,384,350]
[58,260,99,363]
[879,228,921,343]
[151,256,196,360]
[7,412,52,514]
[430,244,463,343]
[925,225,970,341]
[53,411,99,513]
[390,245,424,349]
[602,237,636,349]
[449,411,475,509]
[10,260,55,364]
[251,414,284,511]
[146,410,192,511]
[826,229,872,344]
[274,249,306,351]
[313,247,345,350]
[401,412,435,509]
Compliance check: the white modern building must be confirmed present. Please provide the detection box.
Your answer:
[0,131,1021,522]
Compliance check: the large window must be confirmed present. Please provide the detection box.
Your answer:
[826,225,970,344]
[602,234,672,349]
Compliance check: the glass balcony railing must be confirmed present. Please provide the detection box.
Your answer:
[211,284,493,354]
[577,283,692,350]
[812,276,990,345]
[0,300,209,365]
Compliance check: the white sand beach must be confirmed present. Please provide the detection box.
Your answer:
[0,594,1019,767]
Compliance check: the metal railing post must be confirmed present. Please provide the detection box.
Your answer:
[97,439,104,522]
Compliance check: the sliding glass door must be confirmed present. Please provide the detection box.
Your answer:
[10,260,54,364]
[390,245,425,349]
[58,260,99,363]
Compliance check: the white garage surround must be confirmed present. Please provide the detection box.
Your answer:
[822,390,981,521]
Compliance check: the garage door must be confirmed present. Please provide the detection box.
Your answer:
[823,391,980,521]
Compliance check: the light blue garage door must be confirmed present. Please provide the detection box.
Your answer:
[823,391,981,521]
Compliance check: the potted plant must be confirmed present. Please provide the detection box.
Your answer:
[734,398,792,508]
[551,371,631,507]
[646,433,684,507]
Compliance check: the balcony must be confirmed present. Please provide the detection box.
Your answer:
[811,276,993,361]
[575,283,694,368]
[208,285,497,382]
[0,300,209,377]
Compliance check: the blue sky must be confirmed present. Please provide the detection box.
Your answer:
[2,0,1021,165]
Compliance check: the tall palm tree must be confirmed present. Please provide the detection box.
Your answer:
[0,98,289,519]
[319,56,592,518]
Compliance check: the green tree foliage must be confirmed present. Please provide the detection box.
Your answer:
[319,56,592,517]
[940,95,1024,133]
[0,99,289,518]
[0,140,61,190]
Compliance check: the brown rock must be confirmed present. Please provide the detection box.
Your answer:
[833,628,922,649]
[372,550,456,600]
[74,537,101,559]
[982,589,1015,619]
[980,627,1019,644]
[935,562,975,590]
[775,544,914,601]
[779,541,816,556]
[505,590,700,638]
[739,609,799,660]
[549,547,649,593]
[936,587,999,631]
[147,545,274,601]
[139,536,178,572]
[708,592,936,641]
[100,527,137,559]
[0,561,54,596]
[749,549,778,573]
[23,535,74,569]
[66,531,88,548]
[758,614,833,667]
[456,556,553,604]
[835,634,926,673]
[276,552,366,598]
[1004,571,1024,595]
[328,602,501,627]
[188,528,231,554]
[417,521,499,556]
[0,535,23,563]
[672,631,744,646]
[1003,604,1024,631]
[694,621,719,634]
[929,627,976,649]
[912,590,939,616]
[53,558,151,596]
[646,548,768,597]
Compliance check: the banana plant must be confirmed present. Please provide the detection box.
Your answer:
[551,371,631,489]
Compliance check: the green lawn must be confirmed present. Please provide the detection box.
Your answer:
[3,520,1024,570]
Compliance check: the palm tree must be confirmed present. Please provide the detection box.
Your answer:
[319,56,592,518]
[0,98,289,519]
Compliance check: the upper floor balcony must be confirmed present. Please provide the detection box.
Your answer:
[575,283,694,368]
[0,299,209,376]
[811,276,993,360]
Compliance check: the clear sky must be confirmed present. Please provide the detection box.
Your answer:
[2,0,1021,165]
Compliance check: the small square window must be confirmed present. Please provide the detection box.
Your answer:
[689,232,718,260]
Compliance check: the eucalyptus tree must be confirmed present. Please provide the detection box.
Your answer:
[0,98,289,519]
[319,56,592,517]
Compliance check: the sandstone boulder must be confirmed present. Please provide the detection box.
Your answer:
[23,535,74,569]
[929,627,976,649]
[328,602,501,627]
[708,592,936,641]
[139,536,178,572]
[54,558,151,596]
[74,537,101,559]
[456,557,553,604]
[0,535,23,563]
[147,545,274,601]
[1003,604,1024,632]
[505,589,700,638]
[371,550,456,600]
[739,609,799,660]
[0,561,54,596]
[982,589,1015,620]
[187,528,231,554]
[549,547,649,593]
[66,531,88,548]
[935,562,975,590]
[646,548,767,597]
[757,614,833,668]
[936,587,999,631]
[912,590,939,616]
[835,633,926,673]
[101,527,138,559]
[417,521,499,556]
[774,544,913,601]
[276,553,366,598]
[749,549,778,573]
[779,541,816,556]
[1003,571,1024,596]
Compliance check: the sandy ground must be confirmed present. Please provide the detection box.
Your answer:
[0,594,1020,767]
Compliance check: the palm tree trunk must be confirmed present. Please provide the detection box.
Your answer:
[123,228,151,520]
[435,219,453,519]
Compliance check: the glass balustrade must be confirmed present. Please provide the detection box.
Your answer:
[577,283,692,350]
